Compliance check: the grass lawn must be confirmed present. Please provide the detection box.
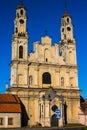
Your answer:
[82,127,87,130]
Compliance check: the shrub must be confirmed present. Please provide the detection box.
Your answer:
[82,127,87,130]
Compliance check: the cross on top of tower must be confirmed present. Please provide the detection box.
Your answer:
[62,1,71,18]
[64,0,67,12]
[20,0,23,3]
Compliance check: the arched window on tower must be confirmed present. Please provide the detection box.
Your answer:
[44,49,50,62]
[20,9,23,15]
[69,51,74,64]
[70,77,74,87]
[29,76,33,86]
[15,27,18,33]
[19,46,23,58]
[42,72,51,84]
[61,77,64,86]
[67,18,69,23]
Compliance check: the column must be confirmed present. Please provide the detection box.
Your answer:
[44,100,50,127]
[34,98,39,122]
[56,68,60,87]
[66,68,70,88]
[34,67,39,87]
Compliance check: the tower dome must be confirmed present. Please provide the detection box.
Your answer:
[17,1,26,9]
[62,11,71,18]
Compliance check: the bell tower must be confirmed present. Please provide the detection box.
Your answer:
[60,11,73,40]
[12,1,28,61]
[14,2,27,35]
[60,11,77,65]
[10,1,28,88]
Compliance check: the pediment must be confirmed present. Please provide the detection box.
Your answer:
[42,87,57,100]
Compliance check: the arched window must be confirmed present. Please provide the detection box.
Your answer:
[20,9,23,15]
[46,58,48,62]
[44,49,50,62]
[15,27,18,33]
[19,46,23,58]
[67,18,69,23]
[42,72,51,84]
[52,105,58,112]
[29,76,33,85]
[69,51,74,64]
[61,77,64,86]
[70,77,74,87]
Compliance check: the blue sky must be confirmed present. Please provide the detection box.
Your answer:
[0,0,87,98]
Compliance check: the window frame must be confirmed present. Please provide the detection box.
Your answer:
[19,45,23,59]
[61,77,64,86]
[8,118,13,125]
[20,9,23,15]
[0,118,3,125]
[42,72,51,84]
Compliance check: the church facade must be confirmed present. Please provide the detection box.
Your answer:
[8,2,80,127]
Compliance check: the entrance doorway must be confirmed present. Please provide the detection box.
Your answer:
[51,105,59,127]
[51,114,58,127]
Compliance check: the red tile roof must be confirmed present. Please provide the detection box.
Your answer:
[81,102,87,114]
[17,1,26,9]
[0,94,21,113]
[62,11,71,18]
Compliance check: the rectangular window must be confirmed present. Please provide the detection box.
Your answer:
[0,118,3,125]
[8,118,13,125]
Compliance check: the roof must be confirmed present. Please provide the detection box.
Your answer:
[17,1,26,10]
[81,101,87,114]
[0,94,21,113]
[62,11,71,18]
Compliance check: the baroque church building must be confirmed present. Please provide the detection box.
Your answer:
[8,2,81,127]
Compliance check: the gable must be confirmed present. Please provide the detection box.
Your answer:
[0,94,21,113]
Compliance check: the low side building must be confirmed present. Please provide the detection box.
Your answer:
[0,94,21,128]
[79,100,87,126]
[78,97,87,125]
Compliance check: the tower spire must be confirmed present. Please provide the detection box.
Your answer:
[20,0,23,5]
[17,0,25,9]
[64,0,67,12]
[62,1,71,18]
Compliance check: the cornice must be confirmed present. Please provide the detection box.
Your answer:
[28,61,78,69]
[8,87,81,93]
[10,60,29,66]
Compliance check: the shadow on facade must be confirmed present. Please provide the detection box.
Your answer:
[51,114,58,127]
[20,101,29,127]
[51,105,58,127]
[64,102,67,125]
